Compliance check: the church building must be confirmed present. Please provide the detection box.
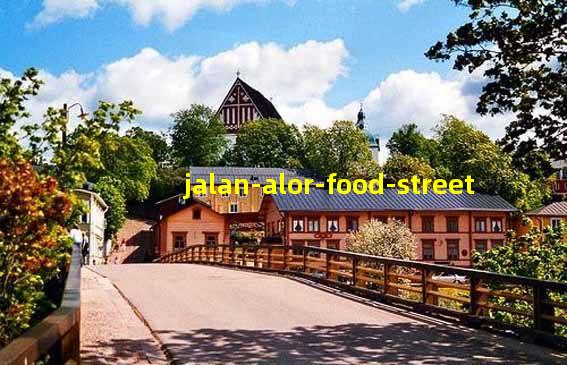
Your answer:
[216,75,282,144]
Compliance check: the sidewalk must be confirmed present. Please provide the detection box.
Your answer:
[80,267,169,364]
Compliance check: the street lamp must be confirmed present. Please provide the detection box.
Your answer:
[62,103,89,145]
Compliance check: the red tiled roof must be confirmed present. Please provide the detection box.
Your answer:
[526,202,567,216]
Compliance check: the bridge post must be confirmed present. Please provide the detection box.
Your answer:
[351,256,358,287]
[325,252,331,279]
[302,247,307,273]
[533,282,555,334]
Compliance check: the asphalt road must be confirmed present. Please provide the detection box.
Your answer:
[91,264,565,365]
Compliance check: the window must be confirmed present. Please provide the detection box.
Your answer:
[292,217,305,232]
[347,217,359,232]
[173,233,186,250]
[221,191,230,197]
[491,239,504,248]
[307,218,319,232]
[491,218,503,232]
[192,208,201,220]
[447,239,459,260]
[373,216,388,223]
[474,218,487,232]
[326,240,340,250]
[306,240,320,247]
[81,214,89,224]
[238,186,248,197]
[422,216,434,233]
[551,218,562,229]
[422,240,435,260]
[327,218,339,232]
[475,240,488,254]
[229,203,239,213]
[393,216,405,224]
[205,234,218,246]
[446,216,459,233]
[178,196,186,205]
[279,220,285,233]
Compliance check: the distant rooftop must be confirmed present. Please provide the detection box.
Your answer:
[189,166,306,184]
[268,188,517,212]
[526,202,567,217]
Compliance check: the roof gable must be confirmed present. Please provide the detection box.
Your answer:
[217,77,281,134]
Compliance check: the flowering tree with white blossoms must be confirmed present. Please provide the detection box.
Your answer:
[346,220,417,260]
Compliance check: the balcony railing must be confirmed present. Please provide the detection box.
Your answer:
[0,244,81,365]
[157,244,567,348]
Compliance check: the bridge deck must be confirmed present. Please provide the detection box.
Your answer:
[89,264,564,364]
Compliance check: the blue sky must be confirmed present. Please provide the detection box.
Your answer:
[1,1,504,154]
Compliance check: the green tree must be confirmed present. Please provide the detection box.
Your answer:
[473,224,567,336]
[434,116,549,210]
[474,224,567,282]
[346,220,417,260]
[0,159,72,346]
[427,0,567,160]
[94,176,126,239]
[0,68,42,159]
[24,101,141,191]
[302,121,373,179]
[126,126,170,167]
[95,134,157,202]
[170,105,228,167]
[386,123,439,164]
[383,154,436,182]
[232,118,303,168]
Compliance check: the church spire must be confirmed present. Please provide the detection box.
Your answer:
[356,103,365,130]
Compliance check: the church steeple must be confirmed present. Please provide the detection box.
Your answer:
[356,103,365,130]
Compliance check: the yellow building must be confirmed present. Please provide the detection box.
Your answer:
[188,166,303,214]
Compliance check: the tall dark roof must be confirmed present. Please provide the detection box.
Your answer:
[526,202,567,216]
[269,188,517,212]
[238,78,282,119]
[189,166,303,184]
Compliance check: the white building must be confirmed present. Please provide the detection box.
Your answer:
[75,188,108,265]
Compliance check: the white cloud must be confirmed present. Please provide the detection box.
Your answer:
[29,0,99,28]
[397,0,426,13]
[29,0,291,30]
[94,39,348,128]
[3,39,509,155]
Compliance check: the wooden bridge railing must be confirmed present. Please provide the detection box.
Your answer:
[0,244,81,365]
[157,244,567,347]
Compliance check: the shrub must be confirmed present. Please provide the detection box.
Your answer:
[346,220,417,260]
[0,159,72,347]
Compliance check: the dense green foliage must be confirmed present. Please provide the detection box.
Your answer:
[386,123,439,165]
[302,120,373,179]
[0,159,72,347]
[94,177,126,239]
[170,105,228,167]
[126,126,170,167]
[96,134,157,203]
[386,116,551,210]
[427,0,567,160]
[474,224,567,282]
[231,118,303,168]
[383,154,436,182]
[0,68,41,159]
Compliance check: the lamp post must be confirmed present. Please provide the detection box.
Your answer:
[62,103,89,145]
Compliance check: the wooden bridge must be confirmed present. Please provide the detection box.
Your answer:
[2,244,567,364]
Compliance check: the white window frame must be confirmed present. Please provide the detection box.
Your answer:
[551,217,562,229]
[229,203,239,214]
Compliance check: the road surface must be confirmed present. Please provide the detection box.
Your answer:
[89,264,565,364]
